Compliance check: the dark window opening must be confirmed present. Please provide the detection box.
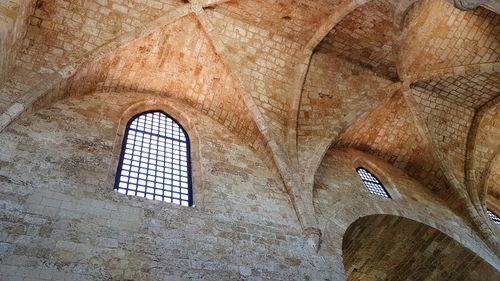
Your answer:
[487,209,500,226]
[114,111,193,206]
[356,167,391,199]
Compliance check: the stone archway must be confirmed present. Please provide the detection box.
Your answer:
[342,214,500,281]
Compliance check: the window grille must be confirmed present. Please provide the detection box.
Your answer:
[487,209,500,226]
[356,167,391,198]
[114,111,192,206]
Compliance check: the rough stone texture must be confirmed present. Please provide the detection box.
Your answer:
[213,0,355,44]
[487,154,500,201]
[343,215,500,281]
[18,0,184,73]
[0,92,336,281]
[410,86,475,185]
[313,148,498,268]
[203,8,306,145]
[316,0,398,80]
[413,72,500,109]
[0,0,500,279]
[400,0,499,77]
[471,103,500,201]
[336,92,451,197]
[297,53,393,171]
[0,0,34,84]
[63,15,273,165]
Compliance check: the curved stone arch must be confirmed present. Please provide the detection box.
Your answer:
[340,214,500,281]
[19,12,276,172]
[394,0,497,80]
[322,212,500,276]
[349,153,404,200]
[106,97,206,208]
[313,148,500,269]
[484,153,500,234]
[466,98,500,212]
[301,86,399,188]
[304,0,371,53]
[0,4,195,133]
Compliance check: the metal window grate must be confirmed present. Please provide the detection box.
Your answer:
[356,167,391,198]
[114,111,192,206]
[487,209,500,226]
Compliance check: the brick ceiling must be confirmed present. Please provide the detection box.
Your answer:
[213,0,354,44]
[315,0,398,80]
[343,215,500,281]
[0,0,499,227]
[412,72,500,109]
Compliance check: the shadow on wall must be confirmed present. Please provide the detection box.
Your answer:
[342,214,500,281]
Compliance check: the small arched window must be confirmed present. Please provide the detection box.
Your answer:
[356,167,391,198]
[114,111,193,206]
[487,209,500,226]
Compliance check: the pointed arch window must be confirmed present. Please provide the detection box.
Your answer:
[114,111,193,206]
[487,209,500,226]
[356,167,391,198]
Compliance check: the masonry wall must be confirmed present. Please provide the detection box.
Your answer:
[313,148,500,273]
[0,0,34,84]
[0,91,337,281]
[1,91,499,280]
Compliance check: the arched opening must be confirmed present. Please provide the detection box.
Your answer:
[342,215,500,281]
[114,110,193,206]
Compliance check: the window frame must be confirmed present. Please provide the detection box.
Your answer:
[356,167,392,199]
[487,209,500,227]
[113,110,194,206]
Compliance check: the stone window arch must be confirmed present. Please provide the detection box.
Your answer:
[356,167,391,198]
[114,110,193,206]
[487,209,500,227]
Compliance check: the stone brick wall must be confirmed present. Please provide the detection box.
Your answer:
[343,215,500,281]
[400,0,499,77]
[336,92,450,198]
[410,86,475,184]
[313,148,499,270]
[316,0,398,80]
[203,9,306,144]
[297,53,393,169]
[18,0,183,73]
[0,0,499,280]
[0,91,338,280]
[0,0,34,84]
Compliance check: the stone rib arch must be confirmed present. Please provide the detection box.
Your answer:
[466,98,500,213]
[342,214,500,281]
[313,148,500,268]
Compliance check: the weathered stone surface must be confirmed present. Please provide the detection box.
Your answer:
[0,0,499,280]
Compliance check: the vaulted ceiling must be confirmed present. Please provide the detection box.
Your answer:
[1,0,499,251]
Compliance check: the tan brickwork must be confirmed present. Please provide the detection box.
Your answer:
[203,9,307,144]
[214,0,354,44]
[62,15,273,166]
[297,53,393,168]
[471,104,500,201]
[17,0,184,73]
[0,0,35,84]
[316,0,398,80]
[413,72,500,109]
[410,86,476,183]
[400,0,499,77]
[487,157,500,201]
[343,215,500,281]
[314,148,499,267]
[336,92,451,198]
[0,0,499,279]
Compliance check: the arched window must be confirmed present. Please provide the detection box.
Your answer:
[114,111,192,206]
[356,167,391,198]
[487,209,500,226]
